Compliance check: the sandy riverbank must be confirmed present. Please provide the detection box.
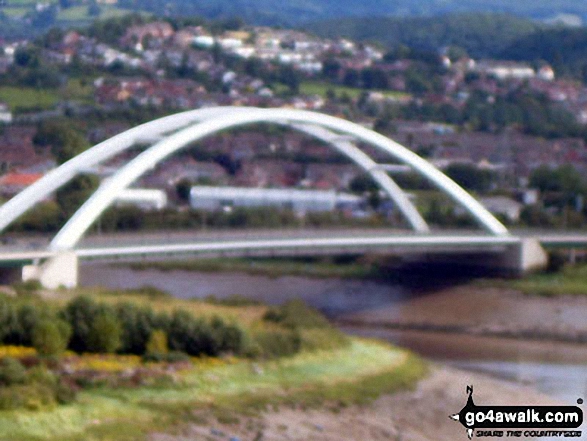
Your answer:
[151,364,563,441]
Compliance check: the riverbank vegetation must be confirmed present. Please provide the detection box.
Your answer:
[123,255,393,280]
[0,286,426,441]
[487,262,587,297]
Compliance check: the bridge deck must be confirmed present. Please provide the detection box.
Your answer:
[1,229,587,264]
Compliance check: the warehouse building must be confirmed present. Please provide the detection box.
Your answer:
[190,186,362,213]
[115,188,168,210]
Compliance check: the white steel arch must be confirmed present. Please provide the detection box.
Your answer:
[0,107,426,233]
[0,106,249,233]
[288,123,428,232]
[50,108,508,251]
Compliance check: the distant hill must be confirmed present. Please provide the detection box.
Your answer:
[118,0,587,25]
[499,27,587,78]
[305,12,587,80]
[304,13,541,58]
[2,0,587,39]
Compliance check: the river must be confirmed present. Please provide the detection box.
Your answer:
[80,263,587,408]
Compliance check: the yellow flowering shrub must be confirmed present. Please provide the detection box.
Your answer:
[0,346,36,359]
[66,354,142,373]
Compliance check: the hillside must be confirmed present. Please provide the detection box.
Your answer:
[115,0,587,25]
[1,0,586,39]
[305,12,587,80]
[304,13,542,58]
[499,27,587,78]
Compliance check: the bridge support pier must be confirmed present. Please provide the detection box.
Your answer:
[412,238,548,277]
[501,238,549,276]
[475,238,548,276]
[471,238,548,276]
[22,252,78,289]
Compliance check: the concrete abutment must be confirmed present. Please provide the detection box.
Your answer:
[22,252,78,289]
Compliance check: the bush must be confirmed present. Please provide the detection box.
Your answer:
[62,296,100,352]
[27,365,57,388]
[252,328,301,359]
[0,384,57,411]
[145,329,168,356]
[12,280,42,296]
[0,386,24,410]
[210,316,245,355]
[54,380,77,404]
[0,295,16,342]
[263,300,330,329]
[167,311,245,357]
[32,319,71,357]
[116,302,160,354]
[5,304,42,346]
[0,357,27,385]
[87,312,122,353]
[299,328,350,352]
[169,313,214,355]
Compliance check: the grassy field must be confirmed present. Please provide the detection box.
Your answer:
[0,78,94,112]
[56,5,133,23]
[61,78,96,104]
[1,7,28,17]
[1,0,135,22]
[0,87,60,112]
[0,339,425,441]
[300,81,411,100]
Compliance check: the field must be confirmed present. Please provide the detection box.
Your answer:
[0,0,136,22]
[0,87,60,112]
[0,79,94,112]
[57,5,135,23]
[300,81,411,101]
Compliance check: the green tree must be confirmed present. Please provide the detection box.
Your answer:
[14,46,40,68]
[32,319,71,357]
[55,174,99,218]
[14,201,62,232]
[349,174,378,193]
[87,312,122,353]
[322,58,341,80]
[62,296,100,353]
[175,179,192,203]
[116,302,160,354]
[445,163,495,193]
[278,65,300,94]
[33,121,89,164]
[530,164,585,207]
[145,329,168,355]
[0,296,15,343]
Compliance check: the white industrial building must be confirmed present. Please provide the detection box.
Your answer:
[189,186,362,213]
[115,188,167,210]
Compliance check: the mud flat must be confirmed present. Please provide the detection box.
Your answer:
[337,285,587,343]
[151,365,562,441]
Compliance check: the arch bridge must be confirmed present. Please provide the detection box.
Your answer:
[0,107,548,288]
